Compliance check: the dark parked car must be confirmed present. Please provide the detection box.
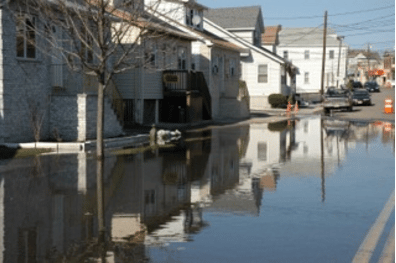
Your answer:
[323,87,353,114]
[364,81,380,92]
[352,81,363,90]
[353,89,371,106]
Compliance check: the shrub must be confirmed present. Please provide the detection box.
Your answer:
[268,94,287,108]
[268,121,288,132]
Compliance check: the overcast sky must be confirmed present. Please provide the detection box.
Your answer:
[200,0,395,54]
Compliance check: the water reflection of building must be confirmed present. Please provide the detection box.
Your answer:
[239,122,291,197]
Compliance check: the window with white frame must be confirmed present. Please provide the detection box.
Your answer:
[304,50,310,59]
[144,42,156,68]
[229,58,236,77]
[186,8,202,29]
[212,55,219,75]
[81,27,94,64]
[283,50,288,60]
[177,47,187,70]
[258,64,268,83]
[16,15,36,59]
[304,72,309,84]
[329,50,334,59]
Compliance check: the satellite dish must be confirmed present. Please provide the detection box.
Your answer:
[192,15,201,26]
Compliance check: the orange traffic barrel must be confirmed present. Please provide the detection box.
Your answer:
[384,99,393,114]
[384,122,392,132]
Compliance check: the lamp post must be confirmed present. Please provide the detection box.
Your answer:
[336,36,344,88]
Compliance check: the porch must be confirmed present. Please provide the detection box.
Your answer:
[162,70,211,123]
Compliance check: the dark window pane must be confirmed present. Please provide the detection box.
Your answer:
[16,35,24,57]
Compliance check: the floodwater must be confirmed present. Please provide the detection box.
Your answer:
[0,116,394,262]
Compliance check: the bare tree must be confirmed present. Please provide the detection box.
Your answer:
[4,0,184,247]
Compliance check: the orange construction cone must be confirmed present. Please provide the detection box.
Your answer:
[294,102,299,113]
[286,101,292,113]
[384,99,393,114]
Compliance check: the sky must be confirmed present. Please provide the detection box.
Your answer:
[199,0,395,55]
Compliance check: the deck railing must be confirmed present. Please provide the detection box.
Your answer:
[162,70,211,118]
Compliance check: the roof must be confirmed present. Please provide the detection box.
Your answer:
[147,8,245,53]
[204,17,291,65]
[348,49,381,60]
[196,29,248,52]
[205,6,263,30]
[278,27,347,47]
[107,7,198,41]
[262,25,282,45]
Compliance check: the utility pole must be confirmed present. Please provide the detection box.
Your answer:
[320,11,328,101]
[336,36,344,88]
[367,43,371,80]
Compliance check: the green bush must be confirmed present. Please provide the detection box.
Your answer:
[268,121,288,132]
[268,94,287,108]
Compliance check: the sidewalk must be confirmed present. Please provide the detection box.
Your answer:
[251,104,323,117]
[1,106,323,154]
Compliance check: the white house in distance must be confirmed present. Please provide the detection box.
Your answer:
[205,6,297,110]
[273,27,348,100]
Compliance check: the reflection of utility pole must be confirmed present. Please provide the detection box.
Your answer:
[320,11,328,101]
[337,133,340,166]
[336,36,344,88]
[320,118,325,203]
[366,125,369,151]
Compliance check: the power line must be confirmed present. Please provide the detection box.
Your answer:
[265,5,394,20]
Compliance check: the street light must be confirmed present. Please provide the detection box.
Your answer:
[336,36,345,88]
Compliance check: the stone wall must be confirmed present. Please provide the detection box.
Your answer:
[50,94,124,142]
[0,8,52,143]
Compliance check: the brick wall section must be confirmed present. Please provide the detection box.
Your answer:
[50,94,123,142]
[0,8,52,143]
[85,95,124,140]
[219,98,250,119]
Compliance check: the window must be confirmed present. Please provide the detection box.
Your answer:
[177,47,187,70]
[304,50,310,59]
[144,190,156,215]
[81,28,94,64]
[258,64,268,83]
[258,142,267,161]
[304,72,309,84]
[229,58,236,77]
[18,228,37,263]
[329,50,334,59]
[283,51,288,60]
[186,8,202,29]
[16,16,36,59]
[144,43,156,68]
[212,55,219,75]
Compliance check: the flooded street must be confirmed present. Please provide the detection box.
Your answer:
[0,116,394,262]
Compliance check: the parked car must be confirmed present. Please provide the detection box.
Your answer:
[364,81,380,92]
[352,89,371,105]
[352,81,363,90]
[323,87,353,114]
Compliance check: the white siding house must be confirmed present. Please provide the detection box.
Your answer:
[205,7,297,110]
[274,28,348,100]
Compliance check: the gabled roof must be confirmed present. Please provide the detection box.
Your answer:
[262,25,282,45]
[205,6,263,31]
[146,9,245,53]
[278,27,347,47]
[348,49,381,60]
[204,17,294,66]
